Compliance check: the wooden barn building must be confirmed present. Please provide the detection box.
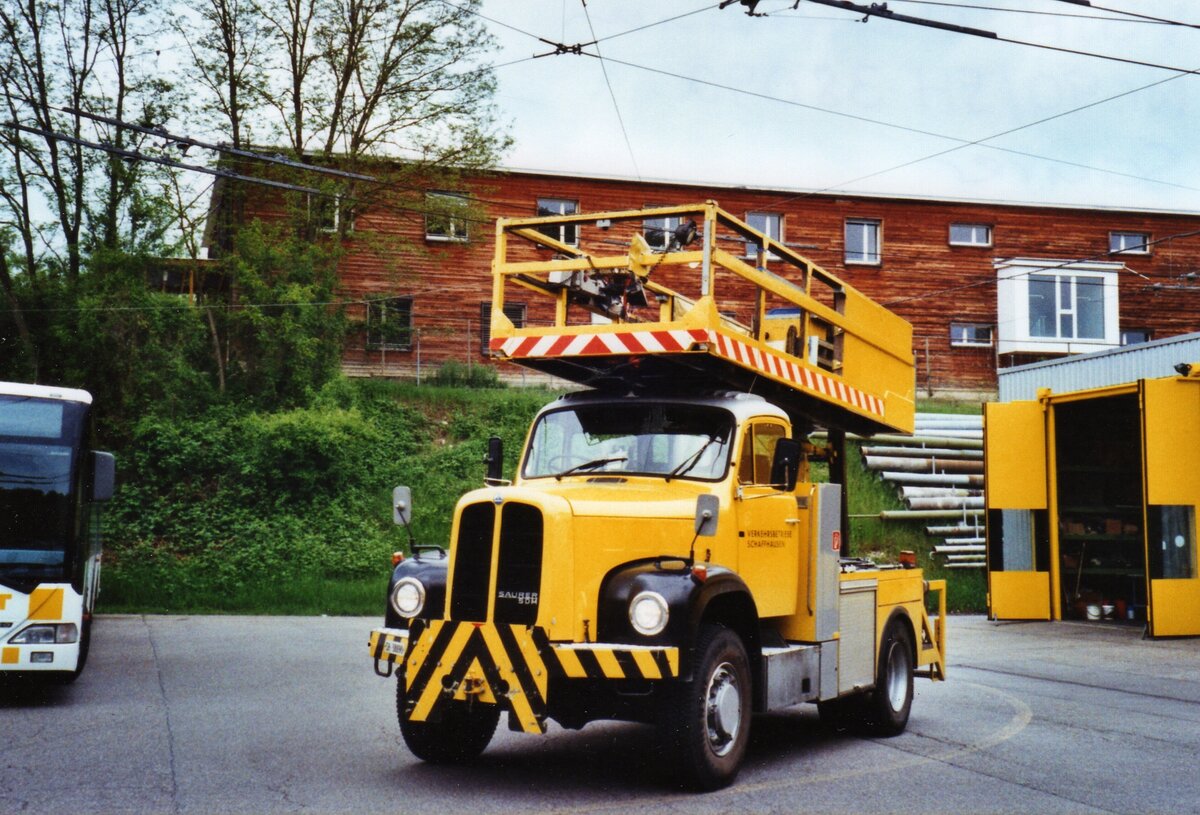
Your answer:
[205,166,1200,398]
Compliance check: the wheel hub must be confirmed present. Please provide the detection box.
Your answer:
[886,641,911,711]
[705,662,741,756]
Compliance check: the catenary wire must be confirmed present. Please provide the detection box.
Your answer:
[580,1,642,180]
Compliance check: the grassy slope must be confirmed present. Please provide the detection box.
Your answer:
[98,385,983,615]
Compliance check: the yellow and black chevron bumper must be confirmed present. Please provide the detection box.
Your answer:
[369,621,679,734]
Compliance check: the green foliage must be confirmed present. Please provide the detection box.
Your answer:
[99,380,557,612]
[429,360,503,389]
[216,224,348,408]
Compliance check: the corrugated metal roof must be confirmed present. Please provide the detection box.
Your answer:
[997,333,1200,401]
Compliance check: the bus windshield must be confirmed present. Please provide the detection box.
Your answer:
[0,395,85,586]
[523,402,734,481]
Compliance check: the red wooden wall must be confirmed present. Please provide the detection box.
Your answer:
[227,169,1200,396]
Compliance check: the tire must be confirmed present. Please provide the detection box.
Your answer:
[396,677,500,764]
[662,624,752,791]
[862,620,914,736]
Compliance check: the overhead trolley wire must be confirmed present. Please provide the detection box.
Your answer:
[798,0,1200,75]
[883,227,1200,308]
[1050,0,1200,30]
[580,0,642,181]
[882,0,1170,25]
[586,51,1200,200]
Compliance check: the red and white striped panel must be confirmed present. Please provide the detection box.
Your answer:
[492,329,709,359]
[490,326,884,419]
[711,331,886,419]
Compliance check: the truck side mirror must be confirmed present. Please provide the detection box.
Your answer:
[392,486,412,526]
[694,493,719,537]
[485,436,503,484]
[770,438,801,492]
[91,451,115,502]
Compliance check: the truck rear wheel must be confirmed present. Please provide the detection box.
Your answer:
[862,620,914,736]
[663,624,752,791]
[396,678,500,763]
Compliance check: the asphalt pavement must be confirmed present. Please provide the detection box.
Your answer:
[2,614,1199,814]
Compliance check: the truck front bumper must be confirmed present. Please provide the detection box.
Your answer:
[369,620,679,734]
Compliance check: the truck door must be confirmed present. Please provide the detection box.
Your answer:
[735,420,800,618]
[985,401,1052,620]
[1140,377,1200,637]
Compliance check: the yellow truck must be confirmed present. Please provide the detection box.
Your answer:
[369,203,946,789]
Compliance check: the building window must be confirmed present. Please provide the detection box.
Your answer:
[644,211,682,251]
[995,259,1121,355]
[309,194,352,233]
[480,301,527,355]
[425,192,469,242]
[949,223,991,247]
[1109,231,1150,255]
[745,211,782,257]
[536,198,578,245]
[845,218,881,265]
[950,323,994,347]
[366,296,413,351]
[1028,274,1106,340]
[1121,329,1152,346]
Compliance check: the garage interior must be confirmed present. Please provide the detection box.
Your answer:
[1053,395,1146,624]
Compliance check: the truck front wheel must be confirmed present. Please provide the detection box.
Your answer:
[663,624,752,791]
[396,679,500,763]
[863,620,914,736]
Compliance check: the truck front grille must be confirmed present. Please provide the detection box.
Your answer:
[449,501,543,624]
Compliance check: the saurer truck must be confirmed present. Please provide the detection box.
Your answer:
[368,203,946,789]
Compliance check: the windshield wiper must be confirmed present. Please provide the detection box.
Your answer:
[666,435,723,481]
[554,455,628,480]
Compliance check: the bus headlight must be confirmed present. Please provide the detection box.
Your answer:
[629,591,669,636]
[11,623,78,644]
[390,578,426,618]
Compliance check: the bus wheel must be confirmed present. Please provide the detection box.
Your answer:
[863,620,914,736]
[71,618,92,680]
[396,679,499,763]
[664,624,751,791]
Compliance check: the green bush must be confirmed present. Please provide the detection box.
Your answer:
[429,360,503,388]
[99,379,557,611]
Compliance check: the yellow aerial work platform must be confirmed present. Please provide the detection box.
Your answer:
[489,202,915,436]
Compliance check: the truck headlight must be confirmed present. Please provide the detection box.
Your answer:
[629,591,669,636]
[390,577,426,618]
[11,623,78,644]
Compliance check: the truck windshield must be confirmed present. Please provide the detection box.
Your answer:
[0,395,85,586]
[523,402,734,481]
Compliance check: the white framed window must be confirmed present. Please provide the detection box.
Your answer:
[949,223,991,247]
[643,211,682,252]
[425,192,468,242]
[1110,231,1150,254]
[536,198,578,245]
[950,323,994,347]
[745,211,782,258]
[308,194,352,234]
[366,296,413,351]
[845,218,881,265]
[995,259,1121,355]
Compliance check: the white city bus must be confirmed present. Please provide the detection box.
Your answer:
[1,382,114,683]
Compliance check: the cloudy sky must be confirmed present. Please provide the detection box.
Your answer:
[479,0,1200,212]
